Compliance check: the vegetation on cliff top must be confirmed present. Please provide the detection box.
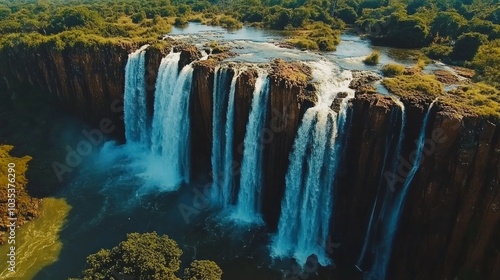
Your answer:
[270,58,311,87]
[0,145,40,245]
[70,232,222,280]
[382,63,500,120]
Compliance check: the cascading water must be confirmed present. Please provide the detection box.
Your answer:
[124,44,149,145]
[271,61,354,266]
[221,70,240,207]
[232,71,270,223]
[356,98,406,271]
[211,66,230,204]
[366,99,438,280]
[149,52,194,188]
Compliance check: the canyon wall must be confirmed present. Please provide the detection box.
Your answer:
[1,44,499,280]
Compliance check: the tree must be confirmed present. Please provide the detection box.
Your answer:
[183,260,223,280]
[470,39,500,88]
[72,232,224,280]
[452,32,489,61]
[431,11,468,39]
[131,11,146,23]
[76,232,183,280]
[48,7,103,34]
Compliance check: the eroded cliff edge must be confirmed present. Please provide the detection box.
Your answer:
[0,43,498,280]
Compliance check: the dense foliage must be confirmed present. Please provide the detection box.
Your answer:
[351,0,500,87]
[71,232,222,280]
[183,260,223,280]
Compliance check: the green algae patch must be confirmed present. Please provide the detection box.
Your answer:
[0,197,71,279]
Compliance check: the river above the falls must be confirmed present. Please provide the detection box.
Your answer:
[168,22,421,69]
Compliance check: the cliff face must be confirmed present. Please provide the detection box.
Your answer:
[390,111,500,280]
[0,44,133,139]
[1,44,499,280]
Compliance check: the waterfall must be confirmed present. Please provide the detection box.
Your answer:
[356,98,406,271]
[232,72,270,223]
[367,99,437,280]
[211,66,230,205]
[271,61,354,266]
[150,52,194,188]
[221,69,240,207]
[124,44,149,145]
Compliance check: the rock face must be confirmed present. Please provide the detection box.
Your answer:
[0,43,134,139]
[1,44,499,280]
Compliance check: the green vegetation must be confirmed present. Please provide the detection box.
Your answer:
[0,145,40,244]
[423,44,453,60]
[469,39,500,88]
[446,83,500,120]
[71,232,222,280]
[381,63,405,77]
[184,260,223,280]
[352,0,500,89]
[287,22,341,51]
[363,51,380,65]
[382,74,444,99]
[0,0,346,53]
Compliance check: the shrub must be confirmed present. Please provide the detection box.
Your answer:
[48,7,104,34]
[218,15,242,29]
[363,51,380,65]
[470,39,500,88]
[381,63,405,77]
[422,44,453,60]
[451,32,489,61]
[174,17,188,27]
[131,11,146,24]
[287,38,319,50]
[336,6,358,24]
[315,37,336,51]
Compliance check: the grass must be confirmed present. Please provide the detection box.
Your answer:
[444,83,500,120]
[382,74,444,99]
[363,51,380,65]
[383,73,500,120]
[381,63,405,77]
